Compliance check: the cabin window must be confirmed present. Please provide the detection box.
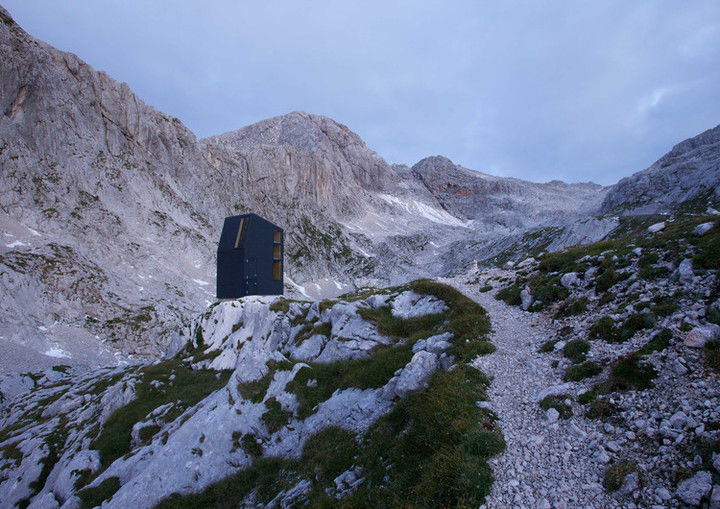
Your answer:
[234,217,248,248]
[273,260,282,280]
[273,230,282,243]
[273,244,282,259]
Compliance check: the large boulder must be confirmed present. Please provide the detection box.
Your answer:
[693,222,715,236]
[678,258,695,283]
[685,324,720,348]
[520,286,533,311]
[560,272,581,288]
[676,471,712,506]
[648,222,666,233]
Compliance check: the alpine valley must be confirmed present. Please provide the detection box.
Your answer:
[1,5,719,509]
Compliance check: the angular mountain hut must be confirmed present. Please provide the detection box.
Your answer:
[216,213,284,298]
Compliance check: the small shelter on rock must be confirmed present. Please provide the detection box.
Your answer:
[216,213,283,299]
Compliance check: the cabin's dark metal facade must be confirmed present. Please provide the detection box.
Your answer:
[216,213,284,298]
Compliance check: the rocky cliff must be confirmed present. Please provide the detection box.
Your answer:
[0,4,606,368]
[601,124,720,214]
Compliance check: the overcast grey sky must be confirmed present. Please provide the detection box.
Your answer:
[5,1,720,184]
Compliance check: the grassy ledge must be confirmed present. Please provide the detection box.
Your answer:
[157,280,504,508]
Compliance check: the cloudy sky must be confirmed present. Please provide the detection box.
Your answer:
[5,1,720,184]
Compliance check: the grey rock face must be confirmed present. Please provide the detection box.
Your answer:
[602,123,720,214]
[521,286,534,311]
[678,258,695,283]
[694,222,716,236]
[684,324,720,348]
[0,287,462,508]
[0,8,610,369]
[560,272,581,289]
[675,471,712,506]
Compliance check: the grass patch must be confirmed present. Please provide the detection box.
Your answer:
[604,462,638,492]
[90,360,232,473]
[554,297,589,319]
[478,285,493,293]
[599,354,657,392]
[262,397,293,433]
[578,390,597,404]
[705,339,720,374]
[495,283,522,306]
[138,424,161,444]
[650,295,679,317]
[539,340,558,353]
[639,265,670,280]
[636,328,672,356]
[693,219,720,270]
[564,361,601,381]
[591,313,657,344]
[357,306,444,342]
[589,316,615,340]
[562,339,590,363]
[77,476,121,508]
[241,433,263,458]
[269,299,290,313]
[539,395,572,419]
[286,343,413,419]
[585,398,617,419]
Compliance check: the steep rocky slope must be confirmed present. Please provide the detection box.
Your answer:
[0,281,503,508]
[601,124,720,214]
[0,5,609,368]
[487,214,720,506]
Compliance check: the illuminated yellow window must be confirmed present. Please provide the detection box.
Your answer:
[273,230,282,243]
[234,217,248,248]
[273,260,282,280]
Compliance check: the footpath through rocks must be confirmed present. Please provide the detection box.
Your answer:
[443,274,622,509]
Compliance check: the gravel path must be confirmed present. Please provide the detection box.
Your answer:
[443,274,622,509]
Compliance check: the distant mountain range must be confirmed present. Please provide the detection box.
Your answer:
[0,4,717,368]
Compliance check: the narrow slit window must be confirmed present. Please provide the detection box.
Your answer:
[273,260,282,280]
[273,244,282,259]
[273,230,282,243]
[234,217,247,248]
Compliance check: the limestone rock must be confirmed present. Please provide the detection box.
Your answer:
[685,324,720,348]
[676,471,712,506]
[521,286,533,311]
[694,222,715,236]
[678,258,695,283]
[560,272,581,288]
[648,222,666,233]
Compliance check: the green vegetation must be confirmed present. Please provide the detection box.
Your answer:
[564,361,602,381]
[578,390,597,405]
[693,219,720,270]
[478,284,493,293]
[262,397,293,433]
[158,280,502,507]
[89,360,232,476]
[585,398,617,419]
[495,282,522,306]
[705,339,720,374]
[286,344,414,419]
[636,328,672,356]
[357,305,444,342]
[590,313,657,343]
[77,477,122,508]
[539,395,572,419]
[539,339,558,353]
[562,339,590,363]
[554,297,589,319]
[240,433,263,458]
[604,462,638,492]
[269,299,290,313]
[600,354,657,392]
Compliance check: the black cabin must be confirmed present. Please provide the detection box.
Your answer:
[216,213,284,299]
